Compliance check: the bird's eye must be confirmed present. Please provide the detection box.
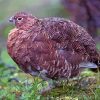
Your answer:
[17,17,23,21]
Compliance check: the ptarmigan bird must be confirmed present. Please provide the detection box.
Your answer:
[7,12,100,92]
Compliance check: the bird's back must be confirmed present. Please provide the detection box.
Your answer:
[42,17,100,70]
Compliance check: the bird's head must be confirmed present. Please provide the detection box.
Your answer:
[9,12,38,30]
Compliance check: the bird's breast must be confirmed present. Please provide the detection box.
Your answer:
[7,30,56,69]
[7,30,79,79]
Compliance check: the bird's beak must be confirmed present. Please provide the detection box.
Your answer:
[9,16,14,23]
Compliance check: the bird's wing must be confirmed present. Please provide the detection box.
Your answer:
[43,17,100,64]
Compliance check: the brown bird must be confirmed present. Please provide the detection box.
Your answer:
[7,12,100,92]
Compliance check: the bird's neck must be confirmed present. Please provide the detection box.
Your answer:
[17,18,41,31]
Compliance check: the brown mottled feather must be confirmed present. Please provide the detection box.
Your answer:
[7,12,100,81]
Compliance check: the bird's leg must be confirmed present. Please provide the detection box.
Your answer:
[53,72,71,87]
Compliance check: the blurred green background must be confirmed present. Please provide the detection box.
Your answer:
[0,0,100,99]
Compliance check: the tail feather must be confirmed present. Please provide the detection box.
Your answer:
[79,61,100,72]
[79,62,98,68]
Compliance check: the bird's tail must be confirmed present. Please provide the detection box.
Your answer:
[79,61,100,72]
[90,60,100,72]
